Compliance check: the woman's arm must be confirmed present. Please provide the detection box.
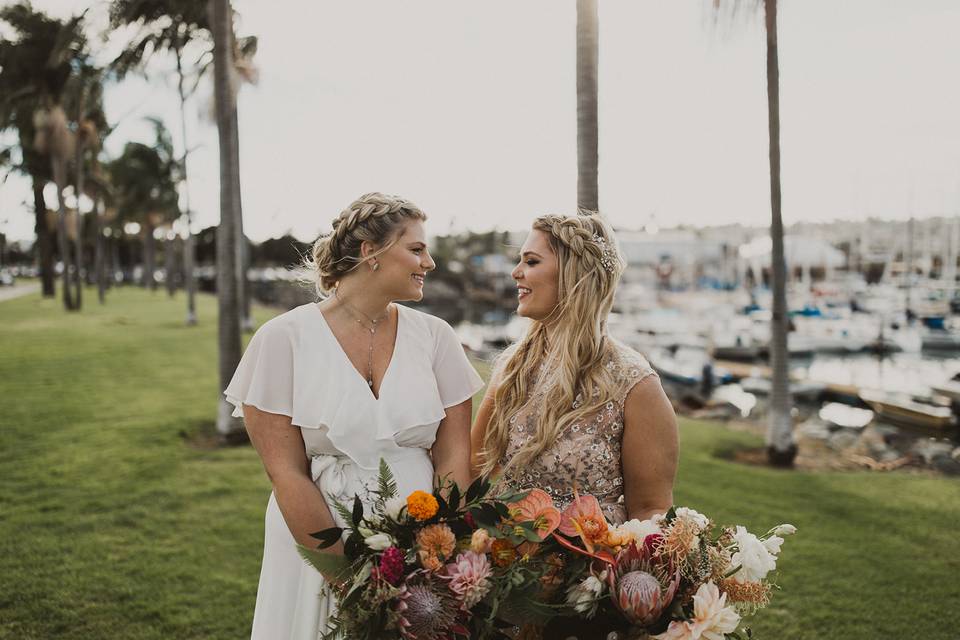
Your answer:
[243,404,343,554]
[469,367,502,479]
[621,375,679,522]
[431,398,473,492]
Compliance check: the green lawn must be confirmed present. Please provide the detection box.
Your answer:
[1,287,958,639]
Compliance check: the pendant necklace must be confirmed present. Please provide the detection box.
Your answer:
[334,288,390,389]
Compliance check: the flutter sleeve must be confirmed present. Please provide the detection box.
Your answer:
[432,320,484,408]
[223,317,296,419]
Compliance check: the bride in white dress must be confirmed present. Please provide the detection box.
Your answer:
[224,193,483,640]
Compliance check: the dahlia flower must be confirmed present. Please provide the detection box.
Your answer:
[652,582,740,640]
[446,551,492,608]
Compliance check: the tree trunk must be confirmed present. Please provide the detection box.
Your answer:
[576,0,599,212]
[165,234,177,297]
[176,44,198,326]
[231,105,252,332]
[143,223,156,290]
[211,0,246,443]
[95,198,105,304]
[33,180,56,297]
[53,158,75,311]
[73,147,84,309]
[111,235,120,288]
[763,0,795,467]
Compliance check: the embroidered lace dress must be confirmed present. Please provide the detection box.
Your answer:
[495,341,656,525]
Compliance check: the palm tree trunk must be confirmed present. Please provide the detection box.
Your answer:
[230,106,252,332]
[53,158,75,311]
[211,0,246,443]
[165,234,176,297]
[763,0,795,467]
[576,0,599,212]
[73,129,85,309]
[33,180,56,297]
[95,198,105,304]
[175,44,198,326]
[143,222,156,290]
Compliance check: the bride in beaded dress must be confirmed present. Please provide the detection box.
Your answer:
[471,212,679,638]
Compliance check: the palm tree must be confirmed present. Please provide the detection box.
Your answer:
[712,0,795,466]
[105,119,181,291]
[0,4,87,300]
[65,60,107,309]
[210,0,245,442]
[761,0,795,466]
[110,0,209,324]
[110,0,257,327]
[576,0,599,212]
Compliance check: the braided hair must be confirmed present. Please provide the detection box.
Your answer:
[305,192,427,294]
[479,211,627,477]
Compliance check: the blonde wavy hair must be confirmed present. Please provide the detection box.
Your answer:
[304,192,426,294]
[479,211,627,477]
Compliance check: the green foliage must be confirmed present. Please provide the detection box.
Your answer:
[376,458,398,500]
[104,118,181,227]
[297,546,351,584]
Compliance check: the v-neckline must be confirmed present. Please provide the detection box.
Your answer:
[314,302,401,401]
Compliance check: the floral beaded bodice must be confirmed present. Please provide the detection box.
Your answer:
[495,342,656,525]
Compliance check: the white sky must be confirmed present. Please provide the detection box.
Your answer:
[2,0,960,243]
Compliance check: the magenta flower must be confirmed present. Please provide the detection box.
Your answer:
[379,546,405,586]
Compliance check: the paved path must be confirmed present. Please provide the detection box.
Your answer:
[0,282,40,303]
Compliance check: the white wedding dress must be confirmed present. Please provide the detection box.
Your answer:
[225,302,483,640]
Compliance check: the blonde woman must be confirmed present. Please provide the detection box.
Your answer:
[471,212,678,525]
[225,193,483,640]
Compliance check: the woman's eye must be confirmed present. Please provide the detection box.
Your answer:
[525,260,539,266]
[412,248,423,255]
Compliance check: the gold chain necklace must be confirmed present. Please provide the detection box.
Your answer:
[334,289,390,389]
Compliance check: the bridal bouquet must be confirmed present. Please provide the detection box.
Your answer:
[298,461,550,640]
[501,490,796,640]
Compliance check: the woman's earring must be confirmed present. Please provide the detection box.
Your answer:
[372,261,380,272]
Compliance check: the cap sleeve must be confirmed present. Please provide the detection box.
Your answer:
[223,317,295,419]
[432,320,484,408]
[612,343,658,406]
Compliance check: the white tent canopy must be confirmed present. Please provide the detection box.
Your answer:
[738,235,846,268]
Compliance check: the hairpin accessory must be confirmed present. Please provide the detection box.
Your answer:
[592,233,618,273]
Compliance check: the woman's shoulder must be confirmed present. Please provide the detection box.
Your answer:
[254,303,314,336]
[397,304,456,339]
[605,338,657,385]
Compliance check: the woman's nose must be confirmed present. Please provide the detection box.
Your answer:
[511,263,523,280]
[422,251,436,272]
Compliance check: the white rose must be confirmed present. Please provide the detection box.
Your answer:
[730,526,777,583]
[364,533,395,551]
[675,507,710,530]
[616,517,663,544]
[384,497,406,521]
[773,524,797,536]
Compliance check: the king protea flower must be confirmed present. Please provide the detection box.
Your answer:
[394,572,462,640]
[608,542,680,627]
